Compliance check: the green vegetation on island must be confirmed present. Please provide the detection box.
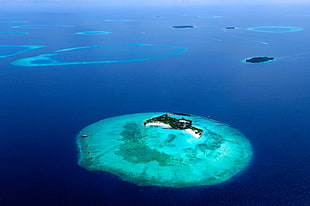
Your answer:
[143,113,203,137]
[225,27,236,30]
[172,25,194,29]
[246,56,274,64]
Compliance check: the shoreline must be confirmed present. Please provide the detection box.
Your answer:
[144,122,201,139]
[144,122,172,129]
[185,129,201,139]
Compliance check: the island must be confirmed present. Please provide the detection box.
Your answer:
[143,113,203,138]
[172,25,194,29]
[225,26,236,30]
[245,56,275,64]
[77,112,252,188]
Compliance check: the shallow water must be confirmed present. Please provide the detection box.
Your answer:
[0,4,310,206]
[77,112,252,188]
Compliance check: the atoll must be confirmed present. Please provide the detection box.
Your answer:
[0,45,45,59]
[247,26,303,33]
[0,32,28,36]
[0,20,29,23]
[11,25,74,29]
[11,44,187,67]
[77,112,252,188]
[75,31,111,35]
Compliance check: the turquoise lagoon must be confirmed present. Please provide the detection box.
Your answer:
[0,32,28,36]
[12,24,74,29]
[77,113,252,188]
[75,31,111,35]
[11,44,187,67]
[0,45,44,59]
[247,26,304,33]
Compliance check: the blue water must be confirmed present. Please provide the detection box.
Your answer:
[1,4,310,206]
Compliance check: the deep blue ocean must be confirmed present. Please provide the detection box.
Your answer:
[1,3,310,206]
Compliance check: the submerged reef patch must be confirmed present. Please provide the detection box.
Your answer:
[11,25,74,29]
[198,15,222,18]
[0,45,45,59]
[104,19,136,22]
[75,31,111,35]
[77,112,252,188]
[0,32,28,36]
[247,26,303,33]
[11,44,187,67]
[285,14,310,17]
[152,16,167,19]
[0,21,29,23]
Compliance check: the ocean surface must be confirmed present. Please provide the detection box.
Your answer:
[1,4,310,206]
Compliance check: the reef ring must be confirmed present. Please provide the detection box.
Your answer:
[11,44,187,67]
[75,31,111,35]
[247,26,304,33]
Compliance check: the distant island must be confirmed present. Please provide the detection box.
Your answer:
[225,27,236,30]
[143,113,203,138]
[246,56,274,64]
[172,25,194,29]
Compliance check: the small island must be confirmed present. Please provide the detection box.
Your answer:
[143,113,203,138]
[172,25,194,29]
[225,26,236,30]
[241,56,275,64]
